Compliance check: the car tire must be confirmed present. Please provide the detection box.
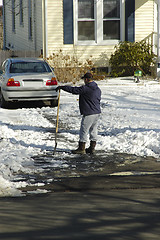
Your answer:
[50,99,58,107]
[0,90,9,108]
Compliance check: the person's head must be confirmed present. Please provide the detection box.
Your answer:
[81,72,93,84]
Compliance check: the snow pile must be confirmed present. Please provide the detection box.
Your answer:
[0,78,160,196]
[98,81,160,157]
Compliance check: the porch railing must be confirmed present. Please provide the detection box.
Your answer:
[142,31,157,55]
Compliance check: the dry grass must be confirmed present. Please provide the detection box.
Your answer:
[47,50,94,83]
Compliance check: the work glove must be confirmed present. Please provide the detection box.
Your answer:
[55,86,61,92]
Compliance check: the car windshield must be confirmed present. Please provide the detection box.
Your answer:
[10,62,52,73]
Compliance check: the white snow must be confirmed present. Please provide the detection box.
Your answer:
[0,77,160,196]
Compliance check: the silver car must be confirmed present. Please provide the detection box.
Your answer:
[0,58,58,108]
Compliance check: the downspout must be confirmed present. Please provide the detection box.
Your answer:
[158,0,160,59]
[34,0,37,51]
[42,0,47,58]
[2,0,6,49]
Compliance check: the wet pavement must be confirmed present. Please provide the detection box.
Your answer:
[20,150,160,193]
[1,151,160,240]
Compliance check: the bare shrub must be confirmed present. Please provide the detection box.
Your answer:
[47,49,94,83]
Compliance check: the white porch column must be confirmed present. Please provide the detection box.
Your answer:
[42,0,48,58]
[121,0,125,41]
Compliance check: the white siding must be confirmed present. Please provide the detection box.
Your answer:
[47,0,63,49]
[35,0,43,51]
[4,0,42,51]
[135,0,154,42]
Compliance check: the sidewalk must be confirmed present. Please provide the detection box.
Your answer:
[98,76,160,86]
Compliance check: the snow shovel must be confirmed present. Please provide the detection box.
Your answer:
[53,89,60,154]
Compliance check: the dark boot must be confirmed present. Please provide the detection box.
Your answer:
[72,142,86,154]
[86,141,96,154]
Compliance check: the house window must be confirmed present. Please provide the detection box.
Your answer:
[76,0,121,45]
[28,0,32,40]
[78,0,95,41]
[12,0,15,32]
[20,0,24,26]
[103,0,120,40]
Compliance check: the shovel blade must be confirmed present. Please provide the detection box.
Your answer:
[53,142,57,155]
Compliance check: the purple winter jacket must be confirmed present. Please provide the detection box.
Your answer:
[60,81,101,116]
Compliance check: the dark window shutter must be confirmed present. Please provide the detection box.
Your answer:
[63,0,73,44]
[125,0,135,42]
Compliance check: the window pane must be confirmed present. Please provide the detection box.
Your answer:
[103,20,120,40]
[28,0,32,39]
[20,0,24,25]
[12,0,15,32]
[103,0,120,18]
[78,21,95,40]
[10,62,51,73]
[78,0,94,19]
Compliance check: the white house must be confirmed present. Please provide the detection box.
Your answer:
[2,0,160,68]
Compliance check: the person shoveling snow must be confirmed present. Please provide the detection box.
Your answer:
[56,72,101,154]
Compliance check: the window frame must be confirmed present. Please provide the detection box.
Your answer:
[20,0,24,26]
[77,0,95,42]
[74,0,124,46]
[28,0,33,40]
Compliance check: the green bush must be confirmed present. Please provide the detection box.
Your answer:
[109,41,156,77]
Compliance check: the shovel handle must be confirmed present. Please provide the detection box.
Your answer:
[54,89,60,154]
